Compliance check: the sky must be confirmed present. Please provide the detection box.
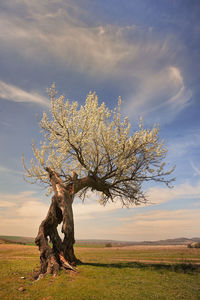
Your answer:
[0,0,200,241]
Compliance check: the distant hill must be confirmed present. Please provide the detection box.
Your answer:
[0,235,35,244]
[129,237,200,246]
[0,235,200,246]
[76,237,200,246]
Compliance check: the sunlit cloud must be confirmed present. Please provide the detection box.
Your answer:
[0,1,192,121]
[0,191,48,236]
[0,190,39,203]
[0,181,199,240]
[75,206,200,241]
[124,66,192,123]
[73,201,122,220]
[0,201,16,208]
[113,208,200,241]
[147,181,200,204]
[0,80,49,106]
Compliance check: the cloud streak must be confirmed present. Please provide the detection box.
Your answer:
[147,181,200,205]
[0,191,48,236]
[190,161,200,176]
[73,197,122,220]
[124,65,192,123]
[0,165,23,176]
[0,80,49,106]
[0,1,192,120]
[0,181,199,240]
[167,129,200,160]
[114,208,200,241]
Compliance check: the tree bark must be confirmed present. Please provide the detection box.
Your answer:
[34,168,112,279]
[34,168,77,279]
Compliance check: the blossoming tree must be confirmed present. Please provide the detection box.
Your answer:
[23,84,174,279]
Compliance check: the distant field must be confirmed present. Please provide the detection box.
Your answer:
[1,235,200,247]
[0,236,35,244]
[0,244,200,300]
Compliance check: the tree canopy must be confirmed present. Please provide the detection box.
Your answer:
[23,84,174,206]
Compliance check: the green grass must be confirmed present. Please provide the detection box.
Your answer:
[0,244,200,300]
[76,246,200,264]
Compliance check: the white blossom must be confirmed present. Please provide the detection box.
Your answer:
[23,85,174,205]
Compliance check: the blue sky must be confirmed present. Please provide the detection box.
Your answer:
[0,0,200,241]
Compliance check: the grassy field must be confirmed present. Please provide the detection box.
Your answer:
[0,244,200,300]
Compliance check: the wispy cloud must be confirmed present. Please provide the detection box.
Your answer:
[0,189,122,237]
[190,161,200,176]
[0,80,49,106]
[0,201,16,208]
[167,129,200,160]
[0,165,23,176]
[0,191,48,236]
[73,191,123,220]
[0,183,199,240]
[0,1,192,120]
[0,190,46,208]
[0,15,134,75]
[114,208,200,241]
[147,181,200,205]
[124,66,192,123]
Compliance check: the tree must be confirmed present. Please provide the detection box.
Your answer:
[23,84,174,279]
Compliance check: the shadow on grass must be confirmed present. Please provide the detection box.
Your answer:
[79,261,200,274]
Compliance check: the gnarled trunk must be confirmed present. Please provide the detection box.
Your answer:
[34,167,111,279]
[34,169,77,279]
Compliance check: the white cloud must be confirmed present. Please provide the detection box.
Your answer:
[73,191,122,220]
[124,66,192,123]
[73,200,122,220]
[0,4,125,72]
[190,161,200,176]
[0,183,199,240]
[0,189,121,236]
[113,208,200,241]
[147,181,200,204]
[0,191,48,236]
[17,200,48,218]
[167,129,200,160]
[0,190,39,203]
[0,80,49,107]
[0,1,192,121]
[0,165,23,176]
[74,206,200,241]
[73,181,200,240]
[0,201,16,208]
